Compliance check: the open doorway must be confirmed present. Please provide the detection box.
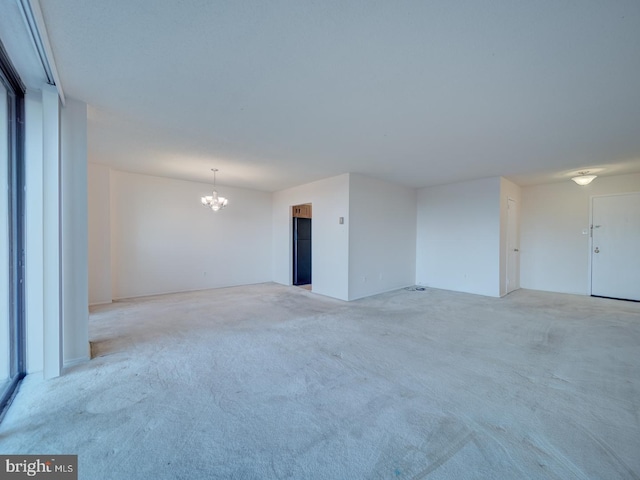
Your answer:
[292,204,312,290]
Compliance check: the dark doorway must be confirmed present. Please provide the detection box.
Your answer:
[292,204,312,286]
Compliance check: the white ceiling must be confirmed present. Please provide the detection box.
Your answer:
[35,0,640,191]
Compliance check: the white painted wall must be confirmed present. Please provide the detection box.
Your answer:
[24,91,44,374]
[272,174,349,301]
[109,170,272,299]
[520,173,640,295]
[87,163,111,305]
[25,92,88,374]
[499,177,522,296]
[61,98,89,365]
[416,177,501,297]
[41,85,62,378]
[348,174,416,300]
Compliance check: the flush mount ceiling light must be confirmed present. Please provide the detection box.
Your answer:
[571,171,597,186]
[200,168,228,211]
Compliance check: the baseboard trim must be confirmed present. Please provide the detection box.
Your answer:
[63,355,89,369]
[89,300,113,307]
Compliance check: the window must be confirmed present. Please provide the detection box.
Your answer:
[0,40,25,420]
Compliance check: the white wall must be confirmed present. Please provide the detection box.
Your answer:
[416,177,501,297]
[87,163,111,305]
[499,177,522,296]
[24,91,44,374]
[520,173,640,295]
[109,170,272,299]
[348,174,416,300]
[25,89,86,375]
[272,174,350,301]
[61,98,89,365]
[41,85,62,378]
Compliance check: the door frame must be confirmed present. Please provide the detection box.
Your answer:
[289,203,312,287]
[505,196,520,294]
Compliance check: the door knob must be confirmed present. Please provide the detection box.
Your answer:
[513,248,519,252]
[594,247,600,253]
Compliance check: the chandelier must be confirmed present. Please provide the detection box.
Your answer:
[200,168,228,211]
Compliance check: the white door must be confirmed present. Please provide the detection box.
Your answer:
[591,193,640,301]
[506,198,520,293]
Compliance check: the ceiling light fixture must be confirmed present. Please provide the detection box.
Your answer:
[201,168,228,211]
[571,171,597,186]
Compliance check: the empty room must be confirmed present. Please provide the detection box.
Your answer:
[1,1,639,479]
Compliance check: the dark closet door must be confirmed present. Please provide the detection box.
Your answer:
[293,217,312,285]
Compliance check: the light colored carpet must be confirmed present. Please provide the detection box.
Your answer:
[1,283,639,479]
